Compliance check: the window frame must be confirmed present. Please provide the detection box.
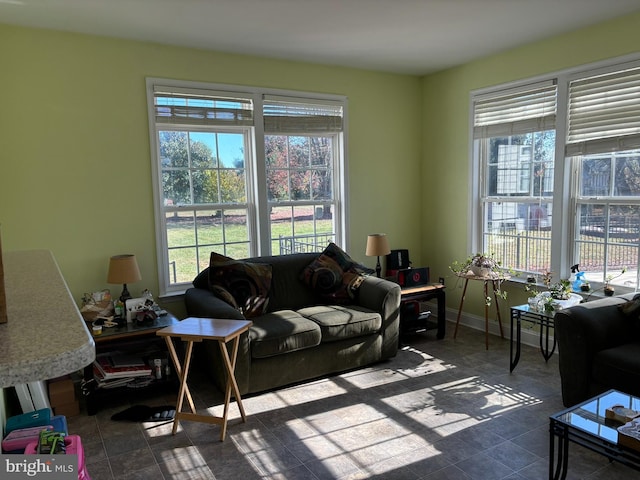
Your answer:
[156,125,256,285]
[146,78,348,297]
[469,54,640,292]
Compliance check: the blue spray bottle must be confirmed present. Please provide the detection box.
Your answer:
[571,264,584,292]
[574,271,586,292]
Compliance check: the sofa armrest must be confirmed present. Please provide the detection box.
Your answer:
[184,287,246,320]
[555,295,630,406]
[357,276,401,359]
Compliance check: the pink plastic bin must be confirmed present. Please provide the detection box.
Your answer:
[2,425,53,453]
[25,434,90,480]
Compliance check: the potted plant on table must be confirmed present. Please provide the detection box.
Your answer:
[450,253,505,278]
[450,253,511,305]
[549,279,572,300]
[525,274,580,314]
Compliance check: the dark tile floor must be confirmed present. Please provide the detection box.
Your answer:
[68,324,640,479]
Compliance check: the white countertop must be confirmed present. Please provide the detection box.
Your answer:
[0,250,95,388]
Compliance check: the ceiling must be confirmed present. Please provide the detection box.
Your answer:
[1,0,640,75]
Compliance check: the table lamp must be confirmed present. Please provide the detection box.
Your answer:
[366,233,391,278]
[107,254,142,303]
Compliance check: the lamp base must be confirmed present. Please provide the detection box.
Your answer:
[119,284,132,304]
[375,257,382,278]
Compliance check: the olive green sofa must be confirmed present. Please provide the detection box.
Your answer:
[184,252,401,395]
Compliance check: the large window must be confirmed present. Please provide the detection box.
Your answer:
[567,66,640,289]
[474,83,557,276]
[472,58,640,292]
[263,97,344,255]
[575,151,640,286]
[147,80,347,296]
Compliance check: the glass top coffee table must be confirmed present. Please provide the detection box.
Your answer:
[549,389,640,479]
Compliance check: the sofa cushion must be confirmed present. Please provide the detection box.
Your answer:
[300,243,373,304]
[298,305,382,342]
[592,342,640,393]
[208,252,272,318]
[249,310,322,359]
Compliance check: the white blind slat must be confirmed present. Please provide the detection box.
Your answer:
[474,116,556,139]
[567,67,640,153]
[565,133,640,157]
[153,87,253,127]
[263,98,343,134]
[474,85,557,128]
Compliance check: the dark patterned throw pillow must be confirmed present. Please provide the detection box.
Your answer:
[301,243,373,304]
[208,252,272,318]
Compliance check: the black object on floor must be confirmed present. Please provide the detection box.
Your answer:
[111,405,176,422]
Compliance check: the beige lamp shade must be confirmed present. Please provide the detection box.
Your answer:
[365,234,391,257]
[366,233,391,278]
[107,254,142,284]
[107,254,141,302]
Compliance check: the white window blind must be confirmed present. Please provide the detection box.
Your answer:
[566,67,640,156]
[473,83,557,138]
[263,95,344,133]
[153,86,254,126]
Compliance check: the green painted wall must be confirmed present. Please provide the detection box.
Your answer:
[0,24,421,308]
[421,12,640,315]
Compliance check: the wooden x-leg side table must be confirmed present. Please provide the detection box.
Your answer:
[157,317,252,441]
[453,272,510,350]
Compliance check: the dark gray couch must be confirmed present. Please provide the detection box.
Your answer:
[185,253,401,395]
[555,293,640,407]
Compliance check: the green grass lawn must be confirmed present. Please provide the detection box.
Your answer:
[166,217,334,285]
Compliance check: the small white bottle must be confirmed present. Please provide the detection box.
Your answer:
[154,358,162,379]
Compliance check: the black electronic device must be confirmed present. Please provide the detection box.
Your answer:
[396,267,430,288]
[386,249,410,277]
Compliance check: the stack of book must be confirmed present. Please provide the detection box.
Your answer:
[93,352,153,389]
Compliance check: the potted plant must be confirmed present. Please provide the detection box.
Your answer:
[525,274,581,313]
[603,269,626,296]
[450,253,511,306]
[585,267,627,300]
[549,279,572,300]
[450,253,505,278]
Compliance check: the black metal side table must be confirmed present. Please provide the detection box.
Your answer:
[510,304,556,372]
[399,283,446,342]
